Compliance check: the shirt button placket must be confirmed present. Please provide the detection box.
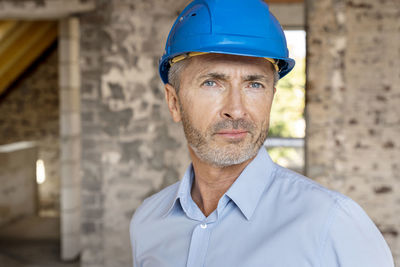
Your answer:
[186,223,211,267]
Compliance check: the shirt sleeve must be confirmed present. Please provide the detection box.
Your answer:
[320,198,394,267]
[129,216,138,267]
[130,201,147,267]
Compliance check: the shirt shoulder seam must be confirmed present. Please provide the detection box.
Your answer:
[318,197,349,267]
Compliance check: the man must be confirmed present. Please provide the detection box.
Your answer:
[130,0,394,266]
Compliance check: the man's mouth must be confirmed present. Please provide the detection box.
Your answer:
[216,129,248,139]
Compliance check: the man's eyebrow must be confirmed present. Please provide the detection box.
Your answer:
[197,72,230,81]
[243,74,270,82]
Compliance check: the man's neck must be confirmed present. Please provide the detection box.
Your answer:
[189,147,255,217]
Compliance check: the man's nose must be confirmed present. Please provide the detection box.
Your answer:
[220,86,247,120]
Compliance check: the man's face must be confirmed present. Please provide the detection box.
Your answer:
[166,53,276,167]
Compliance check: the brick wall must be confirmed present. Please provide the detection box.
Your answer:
[306,0,400,264]
[79,1,189,266]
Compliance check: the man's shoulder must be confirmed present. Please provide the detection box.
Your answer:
[269,167,394,266]
[272,164,349,206]
[130,181,180,226]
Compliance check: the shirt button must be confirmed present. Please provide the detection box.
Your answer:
[200,223,207,229]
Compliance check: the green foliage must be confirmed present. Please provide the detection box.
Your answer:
[269,57,305,138]
[267,147,304,171]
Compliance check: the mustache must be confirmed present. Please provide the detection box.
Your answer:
[212,118,255,133]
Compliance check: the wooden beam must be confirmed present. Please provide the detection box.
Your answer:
[0,21,58,96]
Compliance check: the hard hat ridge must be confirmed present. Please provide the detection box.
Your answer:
[159,0,295,84]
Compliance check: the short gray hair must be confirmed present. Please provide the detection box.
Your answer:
[168,58,192,95]
[167,57,280,94]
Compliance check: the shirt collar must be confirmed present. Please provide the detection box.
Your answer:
[163,147,276,220]
[163,163,195,218]
[225,147,276,220]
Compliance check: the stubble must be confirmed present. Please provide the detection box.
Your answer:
[180,106,269,167]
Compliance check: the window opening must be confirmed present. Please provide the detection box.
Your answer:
[266,30,306,174]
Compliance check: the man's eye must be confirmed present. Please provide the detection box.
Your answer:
[249,82,264,89]
[202,80,217,87]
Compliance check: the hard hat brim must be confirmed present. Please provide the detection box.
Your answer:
[159,46,295,84]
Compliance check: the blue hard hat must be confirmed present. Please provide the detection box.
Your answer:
[159,0,295,84]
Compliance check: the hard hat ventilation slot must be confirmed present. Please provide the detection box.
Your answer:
[191,13,197,16]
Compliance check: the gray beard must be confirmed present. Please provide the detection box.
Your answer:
[188,140,259,167]
[180,110,269,167]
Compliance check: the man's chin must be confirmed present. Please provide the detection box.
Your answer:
[191,144,260,167]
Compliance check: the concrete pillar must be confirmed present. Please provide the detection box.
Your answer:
[59,17,81,261]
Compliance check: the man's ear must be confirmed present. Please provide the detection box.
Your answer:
[164,83,182,122]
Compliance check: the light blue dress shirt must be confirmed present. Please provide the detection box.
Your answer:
[130,147,394,267]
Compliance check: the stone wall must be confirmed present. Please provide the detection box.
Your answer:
[306,0,400,264]
[0,44,60,216]
[0,142,37,227]
[79,1,190,266]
